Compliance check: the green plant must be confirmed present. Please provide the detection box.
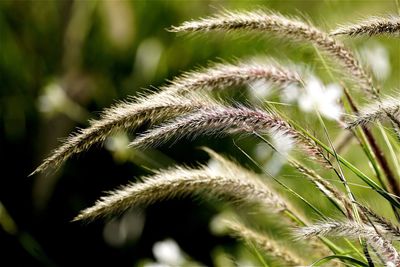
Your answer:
[33,8,400,266]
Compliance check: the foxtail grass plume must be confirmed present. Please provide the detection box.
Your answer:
[74,164,287,222]
[331,16,400,37]
[166,60,302,94]
[296,220,400,265]
[170,9,376,98]
[356,203,400,240]
[298,76,343,120]
[289,159,358,218]
[296,220,398,241]
[291,160,388,223]
[203,146,299,212]
[30,93,211,176]
[360,42,391,81]
[32,61,300,175]
[32,7,400,265]
[222,220,305,266]
[203,147,275,185]
[130,104,327,164]
[129,105,285,148]
[346,96,400,129]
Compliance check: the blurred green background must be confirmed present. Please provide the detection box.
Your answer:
[1,0,399,266]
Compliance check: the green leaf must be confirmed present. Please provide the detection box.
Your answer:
[311,255,369,267]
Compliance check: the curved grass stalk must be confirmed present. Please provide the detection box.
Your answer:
[166,60,302,94]
[346,97,400,129]
[223,220,305,266]
[30,93,210,176]
[249,124,352,218]
[234,142,367,262]
[378,123,400,178]
[130,104,328,166]
[203,146,337,259]
[289,159,353,218]
[313,45,398,198]
[301,112,372,262]
[291,119,400,208]
[331,16,400,37]
[73,164,287,222]
[170,9,376,98]
[297,220,400,265]
[311,255,369,267]
[32,60,300,175]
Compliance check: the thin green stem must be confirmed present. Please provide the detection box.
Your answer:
[234,140,370,260]
[316,112,360,221]
[353,126,387,190]
[292,121,400,208]
[248,241,270,267]
[316,113,370,261]
[235,138,327,220]
[378,122,400,178]
[314,44,400,198]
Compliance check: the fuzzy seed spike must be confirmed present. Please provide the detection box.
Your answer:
[356,203,400,240]
[170,9,376,98]
[30,93,211,176]
[166,60,302,94]
[223,220,305,266]
[32,60,301,175]
[296,220,400,265]
[130,104,327,164]
[346,96,400,129]
[74,164,287,222]
[331,16,400,37]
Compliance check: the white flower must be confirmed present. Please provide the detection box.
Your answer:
[209,213,229,235]
[247,79,273,101]
[254,142,272,161]
[104,133,131,162]
[253,132,294,175]
[280,83,301,103]
[207,158,223,174]
[135,38,164,81]
[102,210,145,247]
[105,133,130,152]
[38,82,68,114]
[152,239,184,266]
[38,81,88,121]
[271,130,294,157]
[298,76,342,120]
[360,41,391,81]
[265,132,294,175]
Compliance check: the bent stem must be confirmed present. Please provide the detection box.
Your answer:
[315,44,400,199]
[292,121,400,208]
[316,112,373,265]
[235,141,368,263]
[343,89,400,221]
